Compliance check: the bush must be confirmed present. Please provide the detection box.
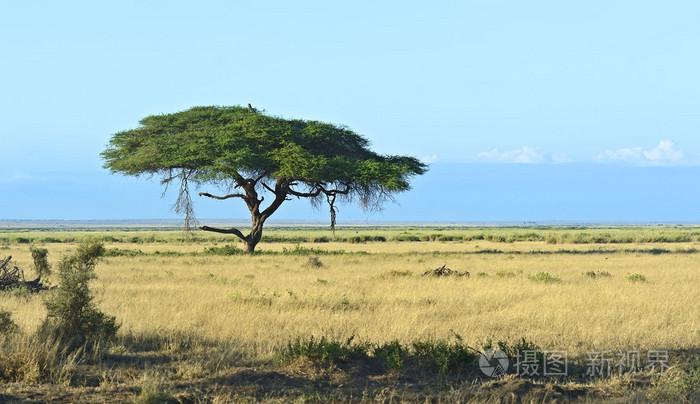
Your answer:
[373,340,406,373]
[41,241,119,351]
[103,248,146,257]
[29,245,51,279]
[626,273,647,282]
[281,336,369,365]
[204,244,243,255]
[527,272,561,283]
[412,339,478,380]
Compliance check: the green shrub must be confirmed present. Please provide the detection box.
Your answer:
[41,241,119,351]
[103,248,146,257]
[373,340,405,373]
[412,339,478,380]
[626,273,647,282]
[281,336,369,365]
[527,272,561,283]
[203,244,243,255]
[348,235,386,243]
[29,245,51,279]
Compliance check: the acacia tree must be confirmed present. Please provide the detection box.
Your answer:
[102,106,427,252]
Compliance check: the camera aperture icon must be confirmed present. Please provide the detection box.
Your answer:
[479,349,509,377]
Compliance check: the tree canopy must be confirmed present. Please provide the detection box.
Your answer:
[102,105,427,252]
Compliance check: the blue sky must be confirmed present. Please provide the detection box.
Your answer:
[1,1,699,222]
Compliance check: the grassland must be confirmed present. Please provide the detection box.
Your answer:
[0,226,698,402]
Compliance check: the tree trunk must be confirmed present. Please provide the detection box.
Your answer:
[244,216,265,253]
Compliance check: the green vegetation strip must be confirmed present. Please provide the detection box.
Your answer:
[99,245,699,258]
[2,226,700,245]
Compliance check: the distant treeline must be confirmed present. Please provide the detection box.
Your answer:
[1,226,699,245]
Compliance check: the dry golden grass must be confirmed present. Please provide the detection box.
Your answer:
[1,227,699,402]
[2,233,698,362]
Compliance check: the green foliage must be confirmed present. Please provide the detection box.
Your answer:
[411,339,478,380]
[103,248,147,257]
[281,336,369,365]
[482,337,542,359]
[373,340,406,373]
[626,273,647,282]
[102,105,427,232]
[527,272,561,283]
[280,245,351,256]
[348,235,387,243]
[203,244,243,255]
[42,241,119,351]
[29,245,51,278]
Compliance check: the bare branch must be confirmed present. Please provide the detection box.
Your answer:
[198,192,246,200]
[261,182,276,194]
[173,169,198,230]
[200,225,247,241]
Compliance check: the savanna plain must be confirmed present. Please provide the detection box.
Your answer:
[0,226,698,403]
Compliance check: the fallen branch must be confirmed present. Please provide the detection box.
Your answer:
[0,256,48,292]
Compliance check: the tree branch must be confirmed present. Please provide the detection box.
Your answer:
[198,192,246,200]
[200,225,247,241]
[261,182,276,194]
[251,172,267,185]
[287,186,322,198]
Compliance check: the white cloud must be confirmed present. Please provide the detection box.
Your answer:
[596,140,694,166]
[477,146,544,164]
